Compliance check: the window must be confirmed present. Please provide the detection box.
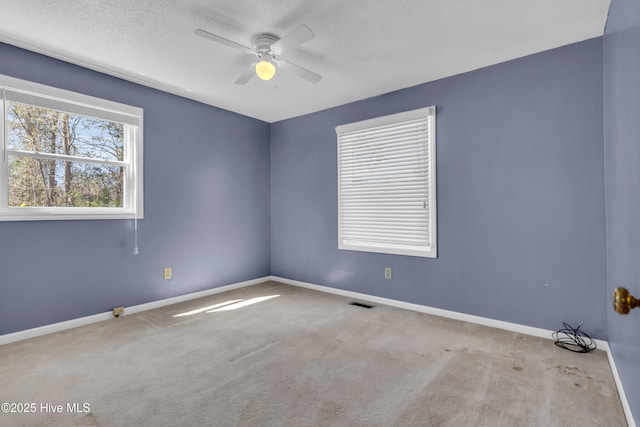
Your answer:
[336,106,436,258]
[0,74,143,221]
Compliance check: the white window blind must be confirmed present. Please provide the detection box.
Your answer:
[336,106,436,258]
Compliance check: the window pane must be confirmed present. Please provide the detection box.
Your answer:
[6,102,124,161]
[8,156,124,208]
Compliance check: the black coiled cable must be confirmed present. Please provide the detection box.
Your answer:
[552,322,597,353]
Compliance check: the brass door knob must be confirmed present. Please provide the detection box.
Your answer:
[613,287,640,314]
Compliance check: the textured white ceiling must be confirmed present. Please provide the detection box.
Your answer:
[0,0,610,123]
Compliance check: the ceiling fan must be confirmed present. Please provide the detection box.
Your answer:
[194,24,322,85]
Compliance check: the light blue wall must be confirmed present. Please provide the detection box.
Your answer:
[271,39,607,338]
[0,43,271,335]
[1,15,635,421]
[604,0,640,421]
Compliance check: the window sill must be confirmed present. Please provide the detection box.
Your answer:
[0,208,143,222]
[340,241,437,258]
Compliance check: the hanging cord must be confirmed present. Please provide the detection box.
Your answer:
[133,213,139,255]
[132,176,139,255]
[132,126,139,256]
[552,322,596,353]
[2,89,6,164]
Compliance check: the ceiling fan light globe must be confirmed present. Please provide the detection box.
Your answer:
[256,61,276,80]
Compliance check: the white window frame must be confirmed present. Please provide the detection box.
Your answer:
[0,74,143,221]
[336,106,437,258]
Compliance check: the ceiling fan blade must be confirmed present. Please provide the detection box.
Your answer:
[234,66,256,85]
[280,60,322,84]
[194,29,253,53]
[273,24,314,52]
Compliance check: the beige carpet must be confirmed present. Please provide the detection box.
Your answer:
[0,281,627,426]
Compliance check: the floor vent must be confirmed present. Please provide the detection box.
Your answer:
[349,301,374,309]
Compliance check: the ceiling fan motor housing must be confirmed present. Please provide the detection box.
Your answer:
[254,33,280,57]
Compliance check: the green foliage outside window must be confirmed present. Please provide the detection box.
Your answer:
[7,103,125,208]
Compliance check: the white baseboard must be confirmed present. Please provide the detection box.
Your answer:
[270,275,607,346]
[0,276,270,347]
[122,276,269,315]
[269,275,634,427]
[1,274,634,427]
[606,346,637,427]
[0,311,115,347]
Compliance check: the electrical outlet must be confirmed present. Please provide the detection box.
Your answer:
[385,267,392,280]
[164,267,172,280]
